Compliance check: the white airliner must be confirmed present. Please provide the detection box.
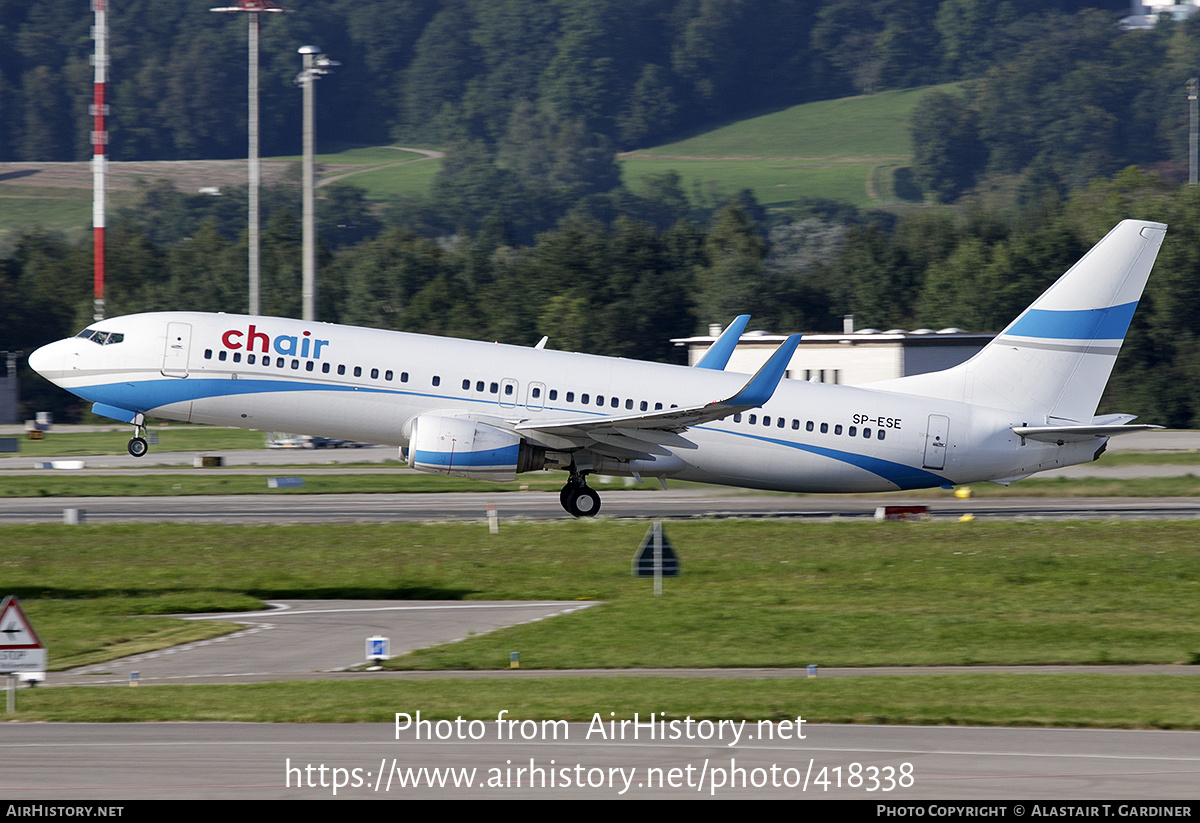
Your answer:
[29,219,1166,517]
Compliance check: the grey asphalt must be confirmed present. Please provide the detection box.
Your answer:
[4,490,1200,524]
[3,722,1198,799]
[50,600,596,686]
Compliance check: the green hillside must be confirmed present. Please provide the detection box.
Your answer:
[620,85,959,209]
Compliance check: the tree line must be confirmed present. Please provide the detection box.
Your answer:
[0,0,1121,163]
[8,164,1200,428]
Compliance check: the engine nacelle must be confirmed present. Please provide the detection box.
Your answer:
[407,414,543,481]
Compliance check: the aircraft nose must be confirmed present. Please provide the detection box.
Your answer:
[27,340,67,382]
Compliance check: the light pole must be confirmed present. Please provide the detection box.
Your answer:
[296,45,337,322]
[210,0,291,316]
[1188,77,1197,186]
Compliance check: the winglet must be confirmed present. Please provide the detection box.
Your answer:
[726,334,801,407]
[695,315,750,370]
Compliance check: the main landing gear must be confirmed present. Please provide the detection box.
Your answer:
[127,413,148,458]
[559,472,601,518]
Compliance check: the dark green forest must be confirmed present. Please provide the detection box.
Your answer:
[8,0,1200,429]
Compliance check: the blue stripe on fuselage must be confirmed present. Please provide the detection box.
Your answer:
[77,377,945,490]
[721,429,947,490]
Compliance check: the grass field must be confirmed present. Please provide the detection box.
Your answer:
[0,184,95,248]
[13,675,1200,727]
[621,85,958,209]
[0,84,951,247]
[10,520,1200,672]
[7,519,1200,726]
[2,425,271,457]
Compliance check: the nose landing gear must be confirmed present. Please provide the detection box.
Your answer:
[560,472,601,518]
[127,413,148,458]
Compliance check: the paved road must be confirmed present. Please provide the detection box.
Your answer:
[51,600,596,686]
[3,722,1198,799]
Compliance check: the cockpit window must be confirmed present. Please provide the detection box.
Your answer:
[75,329,124,346]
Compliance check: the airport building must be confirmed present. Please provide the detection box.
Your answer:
[673,320,994,386]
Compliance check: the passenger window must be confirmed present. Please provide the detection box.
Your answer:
[763,416,770,426]
[655,403,663,410]
[432,376,440,387]
[337,365,346,375]
[566,391,574,402]
[322,363,330,374]
[462,379,470,390]
[385,370,393,381]
[291,359,300,370]
[248,354,256,365]
[806,421,814,431]
[820,423,828,433]
[582,394,590,404]
[792,420,799,430]
[204,349,213,360]
[306,361,314,372]
[371,368,379,379]
[878,430,886,440]
[749,414,757,424]
[734,413,742,423]
[233,352,242,363]
[401,372,409,383]
[596,395,604,406]
[778,417,785,428]
[549,389,558,400]
[353,366,362,377]
[504,384,513,396]
[477,381,485,392]
[532,387,541,398]
[218,350,227,361]
[640,401,647,411]
[863,428,871,438]
[491,382,499,394]
[834,424,843,435]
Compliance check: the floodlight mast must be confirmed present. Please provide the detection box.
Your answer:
[210,0,292,316]
[296,45,338,322]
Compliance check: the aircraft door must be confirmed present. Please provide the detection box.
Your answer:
[526,381,546,411]
[498,378,519,409]
[161,322,192,378]
[923,414,950,470]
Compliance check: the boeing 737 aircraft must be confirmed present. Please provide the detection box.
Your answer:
[29,219,1166,517]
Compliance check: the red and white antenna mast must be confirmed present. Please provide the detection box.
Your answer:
[91,0,108,321]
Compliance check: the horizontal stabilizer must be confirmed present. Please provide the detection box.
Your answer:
[1011,424,1163,444]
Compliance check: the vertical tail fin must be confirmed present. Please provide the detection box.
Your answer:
[874,220,1167,422]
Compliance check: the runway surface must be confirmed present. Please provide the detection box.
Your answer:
[3,722,1198,799]
[4,489,1200,523]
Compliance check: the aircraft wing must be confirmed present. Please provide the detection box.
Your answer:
[514,335,800,454]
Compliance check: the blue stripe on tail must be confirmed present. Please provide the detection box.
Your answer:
[1006,301,1138,341]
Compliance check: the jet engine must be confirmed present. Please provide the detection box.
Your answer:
[407,414,544,481]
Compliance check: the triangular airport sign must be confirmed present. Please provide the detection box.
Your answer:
[0,596,44,649]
